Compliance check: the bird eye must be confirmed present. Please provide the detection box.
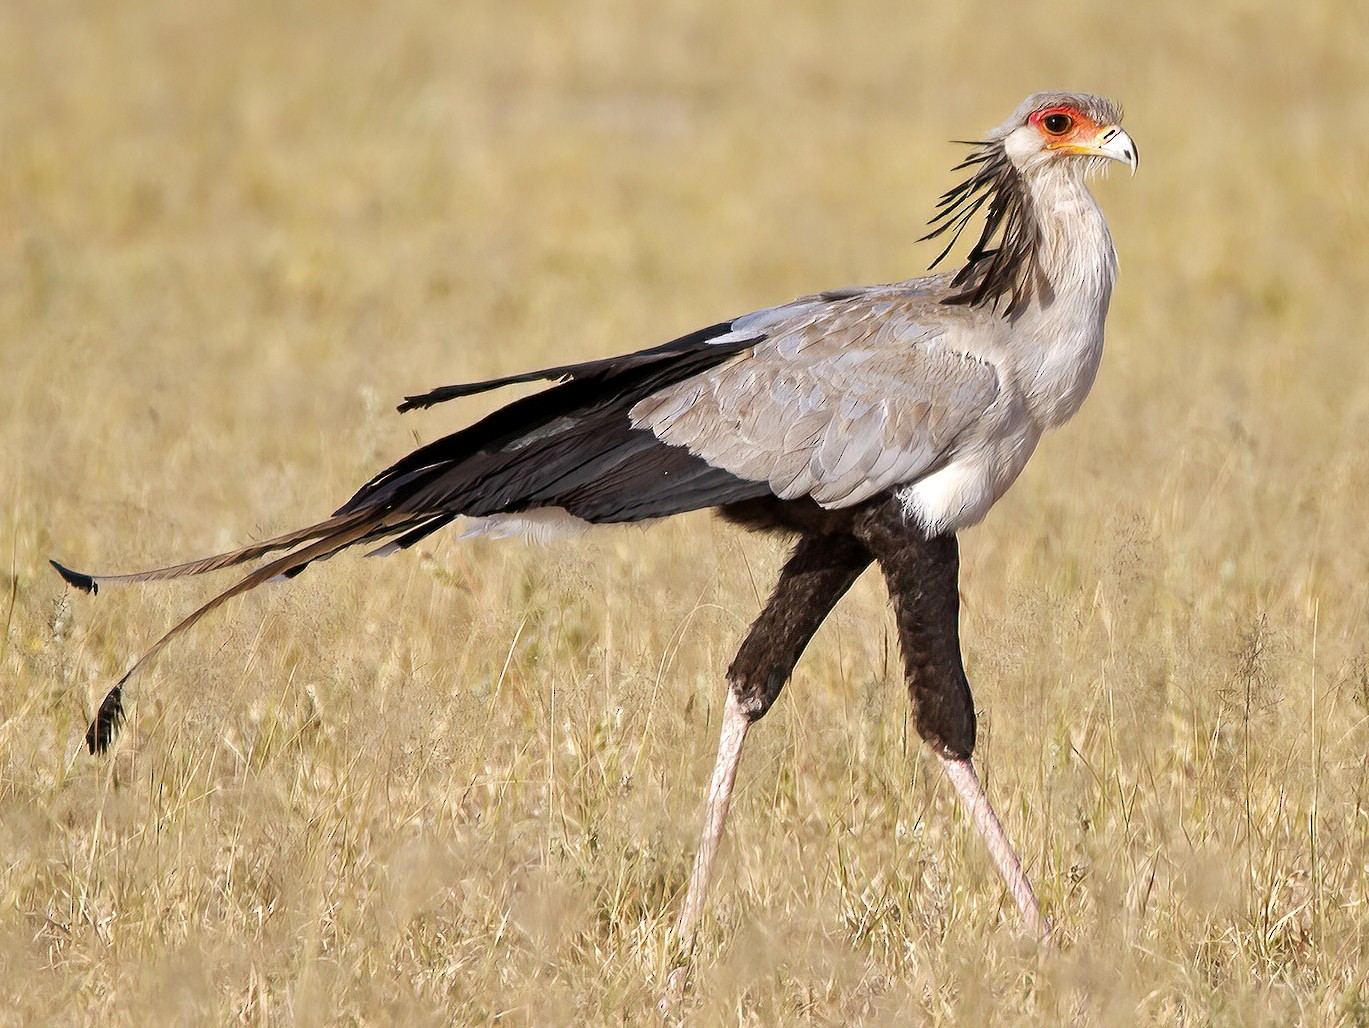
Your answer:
[1042,112,1073,135]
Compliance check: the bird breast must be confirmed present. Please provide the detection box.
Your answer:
[899,181,1119,534]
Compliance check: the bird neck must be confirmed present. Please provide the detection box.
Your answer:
[1018,164,1118,319]
[1009,165,1119,430]
[924,141,1117,319]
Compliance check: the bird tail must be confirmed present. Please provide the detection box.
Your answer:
[55,318,769,756]
[55,508,408,754]
[48,511,374,595]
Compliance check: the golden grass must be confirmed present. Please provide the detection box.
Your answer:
[3,0,1367,1022]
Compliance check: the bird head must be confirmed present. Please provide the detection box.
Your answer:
[923,91,1135,313]
[993,92,1137,177]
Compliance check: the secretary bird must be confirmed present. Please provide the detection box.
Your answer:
[53,91,1136,946]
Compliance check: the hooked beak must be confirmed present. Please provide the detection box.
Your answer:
[1057,125,1139,175]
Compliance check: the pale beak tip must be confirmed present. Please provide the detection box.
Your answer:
[1106,127,1138,177]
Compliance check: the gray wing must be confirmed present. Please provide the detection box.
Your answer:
[630,288,1000,508]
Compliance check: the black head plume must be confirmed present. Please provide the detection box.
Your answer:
[921,139,1042,315]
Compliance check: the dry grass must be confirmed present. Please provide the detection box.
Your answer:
[3,0,1368,1023]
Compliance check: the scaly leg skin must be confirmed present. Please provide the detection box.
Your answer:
[669,532,871,945]
[939,754,1052,942]
[660,692,752,1010]
[674,691,752,948]
[661,530,872,1010]
[850,506,1052,942]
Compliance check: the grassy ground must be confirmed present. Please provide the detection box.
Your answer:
[2,0,1367,1023]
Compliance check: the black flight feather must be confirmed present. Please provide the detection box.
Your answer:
[66,317,772,753]
[397,320,750,412]
[338,321,768,521]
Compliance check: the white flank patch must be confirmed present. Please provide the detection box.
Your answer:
[897,459,998,537]
[458,507,594,544]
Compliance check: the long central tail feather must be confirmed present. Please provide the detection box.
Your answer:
[83,513,396,753]
[66,319,769,755]
[270,513,452,581]
[50,511,375,595]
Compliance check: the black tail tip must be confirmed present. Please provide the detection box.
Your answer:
[397,383,477,413]
[397,392,443,413]
[85,684,124,754]
[50,560,98,595]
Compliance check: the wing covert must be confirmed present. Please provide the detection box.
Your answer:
[631,295,1000,508]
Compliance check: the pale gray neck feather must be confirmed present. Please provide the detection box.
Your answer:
[1012,164,1117,430]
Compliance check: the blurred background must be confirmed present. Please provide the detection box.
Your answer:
[2,0,1366,1022]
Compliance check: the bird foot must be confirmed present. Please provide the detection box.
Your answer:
[655,965,690,1020]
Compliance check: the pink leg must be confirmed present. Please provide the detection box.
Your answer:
[939,755,1051,942]
[674,691,751,949]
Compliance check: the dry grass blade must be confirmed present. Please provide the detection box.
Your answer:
[2,0,1368,1023]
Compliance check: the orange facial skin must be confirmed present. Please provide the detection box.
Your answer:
[1028,104,1127,162]
[1030,105,1101,145]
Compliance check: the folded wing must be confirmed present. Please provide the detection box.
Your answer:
[632,289,1000,509]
